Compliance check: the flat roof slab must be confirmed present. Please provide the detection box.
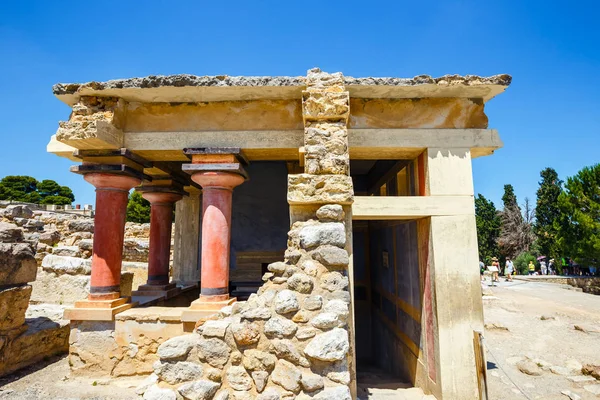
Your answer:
[53,73,511,106]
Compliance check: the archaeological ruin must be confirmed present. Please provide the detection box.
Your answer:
[41,68,511,399]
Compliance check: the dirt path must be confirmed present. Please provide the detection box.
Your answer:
[483,280,600,400]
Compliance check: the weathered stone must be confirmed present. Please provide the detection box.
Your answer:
[243,349,277,371]
[312,386,351,400]
[304,295,323,311]
[205,367,222,382]
[284,248,302,264]
[298,223,345,249]
[584,384,600,395]
[273,277,288,284]
[252,371,269,393]
[155,361,203,384]
[264,316,298,338]
[324,360,351,384]
[316,205,345,222]
[329,290,351,304]
[230,391,252,400]
[292,310,309,323]
[320,272,349,292]
[78,238,94,251]
[274,290,300,314]
[550,366,573,376]
[312,245,349,268]
[143,384,178,400]
[561,390,582,400]
[0,243,37,285]
[226,366,253,391]
[3,205,34,219]
[283,266,300,278]
[231,320,260,346]
[214,390,229,400]
[23,218,44,231]
[136,373,159,395]
[310,312,340,329]
[68,218,94,233]
[178,379,220,400]
[52,245,82,257]
[302,91,349,122]
[257,388,281,400]
[0,222,23,243]
[296,327,318,340]
[271,359,302,393]
[0,285,32,331]
[202,319,231,339]
[267,261,287,275]
[41,254,91,275]
[583,364,600,380]
[301,259,324,277]
[574,324,600,333]
[271,339,310,367]
[230,351,242,365]
[197,338,231,368]
[304,328,349,362]
[157,334,198,361]
[517,359,543,376]
[323,299,349,320]
[241,306,272,320]
[287,273,314,294]
[301,371,324,392]
[288,174,353,205]
[39,230,61,246]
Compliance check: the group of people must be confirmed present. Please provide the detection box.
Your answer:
[479,257,558,283]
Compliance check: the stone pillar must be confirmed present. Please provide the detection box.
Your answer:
[86,173,141,299]
[424,147,483,400]
[173,188,202,285]
[133,191,182,298]
[181,150,247,322]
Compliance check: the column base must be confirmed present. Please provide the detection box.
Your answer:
[180,297,237,323]
[132,282,181,299]
[64,297,137,321]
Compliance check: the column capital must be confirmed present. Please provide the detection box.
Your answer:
[141,191,183,205]
[190,171,245,190]
[84,172,141,191]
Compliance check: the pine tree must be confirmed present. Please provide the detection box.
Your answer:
[475,194,501,264]
[555,164,600,268]
[534,168,563,260]
[126,191,151,223]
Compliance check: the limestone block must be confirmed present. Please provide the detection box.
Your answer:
[243,349,277,372]
[312,386,351,400]
[271,339,310,367]
[178,379,220,400]
[231,320,260,346]
[311,245,349,268]
[0,222,24,243]
[274,290,300,314]
[264,316,298,339]
[226,365,253,391]
[2,205,34,219]
[0,285,32,331]
[323,299,350,320]
[143,385,178,400]
[68,218,95,233]
[0,317,69,377]
[197,338,231,368]
[154,360,203,385]
[30,268,89,304]
[287,273,314,294]
[158,334,198,361]
[41,254,92,275]
[302,91,349,122]
[303,328,349,362]
[303,295,323,311]
[296,327,318,340]
[316,205,345,222]
[299,222,345,249]
[68,321,120,376]
[56,97,125,149]
[39,229,61,246]
[0,242,37,285]
[310,312,340,330]
[288,174,353,205]
[135,373,159,395]
[271,359,302,393]
[202,319,231,339]
[257,387,282,400]
[320,272,349,292]
[301,371,324,392]
[252,370,269,392]
[306,68,345,90]
[53,245,82,257]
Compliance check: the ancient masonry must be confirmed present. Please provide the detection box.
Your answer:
[44,67,512,399]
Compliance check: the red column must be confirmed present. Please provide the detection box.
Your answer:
[142,192,182,286]
[84,173,141,300]
[190,171,245,302]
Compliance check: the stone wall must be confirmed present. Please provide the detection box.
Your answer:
[135,69,355,400]
[0,217,69,377]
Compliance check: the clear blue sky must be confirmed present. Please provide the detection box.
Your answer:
[1,0,598,208]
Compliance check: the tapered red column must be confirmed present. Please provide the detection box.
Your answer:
[143,192,181,285]
[192,171,245,302]
[85,173,141,300]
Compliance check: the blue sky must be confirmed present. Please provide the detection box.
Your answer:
[1,0,598,208]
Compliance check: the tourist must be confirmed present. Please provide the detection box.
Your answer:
[549,259,555,275]
[490,257,500,283]
[540,260,547,275]
[528,260,536,275]
[505,258,514,282]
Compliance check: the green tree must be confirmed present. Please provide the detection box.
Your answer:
[475,194,501,264]
[38,179,75,205]
[0,176,38,201]
[514,251,536,275]
[126,191,151,223]
[555,164,600,268]
[534,168,563,260]
[502,184,519,211]
[0,175,75,205]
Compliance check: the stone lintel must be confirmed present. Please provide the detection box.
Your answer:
[183,147,249,165]
[287,174,354,205]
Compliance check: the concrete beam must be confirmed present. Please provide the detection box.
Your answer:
[352,196,475,220]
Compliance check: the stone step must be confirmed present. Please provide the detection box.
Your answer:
[358,386,437,400]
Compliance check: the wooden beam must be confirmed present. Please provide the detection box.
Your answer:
[352,195,475,220]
